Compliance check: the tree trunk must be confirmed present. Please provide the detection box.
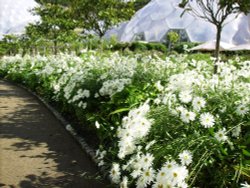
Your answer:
[54,40,58,55]
[168,42,172,53]
[214,25,222,74]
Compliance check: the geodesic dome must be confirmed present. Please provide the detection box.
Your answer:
[105,0,250,45]
[0,0,39,39]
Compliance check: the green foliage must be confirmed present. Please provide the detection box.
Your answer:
[219,0,250,13]
[180,0,250,13]
[0,35,20,56]
[0,41,8,57]
[130,42,149,51]
[173,42,199,53]
[70,0,135,37]
[167,31,180,44]
[111,41,167,53]
[35,0,70,6]
[166,31,180,52]
[146,43,167,52]
[111,42,131,51]
[27,3,79,54]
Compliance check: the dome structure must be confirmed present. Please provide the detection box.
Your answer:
[105,0,250,45]
[0,0,39,39]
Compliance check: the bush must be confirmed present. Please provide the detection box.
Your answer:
[111,42,131,51]
[1,52,249,187]
[147,42,167,52]
[173,42,200,53]
[129,41,149,51]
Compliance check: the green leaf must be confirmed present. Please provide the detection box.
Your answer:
[109,107,130,115]
[242,149,250,157]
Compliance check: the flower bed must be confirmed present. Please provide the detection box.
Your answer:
[0,52,249,187]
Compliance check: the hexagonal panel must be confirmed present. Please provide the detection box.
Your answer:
[186,19,217,42]
[166,9,195,29]
[144,19,169,42]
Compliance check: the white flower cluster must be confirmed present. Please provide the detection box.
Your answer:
[153,160,189,188]
[117,102,153,159]
[99,78,131,97]
[1,53,139,108]
[109,150,192,188]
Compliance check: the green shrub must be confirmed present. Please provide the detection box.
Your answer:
[147,42,167,52]
[130,41,149,51]
[173,42,200,53]
[111,42,131,51]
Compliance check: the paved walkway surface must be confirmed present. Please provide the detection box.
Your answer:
[0,80,108,188]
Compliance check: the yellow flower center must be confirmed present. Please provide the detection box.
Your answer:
[158,184,164,188]
[173,172,178,178]
[145,171,150,176]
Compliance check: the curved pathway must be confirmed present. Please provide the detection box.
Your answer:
[0,80,107,188]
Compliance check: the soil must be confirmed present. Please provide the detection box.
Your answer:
[0,80,109,188]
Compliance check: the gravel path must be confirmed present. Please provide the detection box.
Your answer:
[0,80,108,188]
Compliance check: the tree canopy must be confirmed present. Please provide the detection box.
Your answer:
[70,0,135,37]
[33,0,150,37]
[26,3,78,54]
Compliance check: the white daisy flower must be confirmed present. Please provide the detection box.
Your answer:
[236,104,249,116]
[180,110,196,123]
[155,168,168,183]
[192,96,206,111]
[179,91,192,104]
[179,150,193,166]
[176,106,186,114]
[120,176,128,188]
[152,181,166,188]
[170,165,188,185]
[163,160,178,171]
[110,163,121,184]
[136,168,155,188]
[138,153,154,170]
[215,128,228,142]
[232,126,241,138]
[200,113,215,128]
[178,181,188,188]
[131,168,142,179]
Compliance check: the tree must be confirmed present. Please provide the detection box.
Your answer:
[179,0,250,73]
[35,0,69,5]
[167,31,180,52]
[0,34,20,55]
[28,2,78,55]
[70,0,135,37]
